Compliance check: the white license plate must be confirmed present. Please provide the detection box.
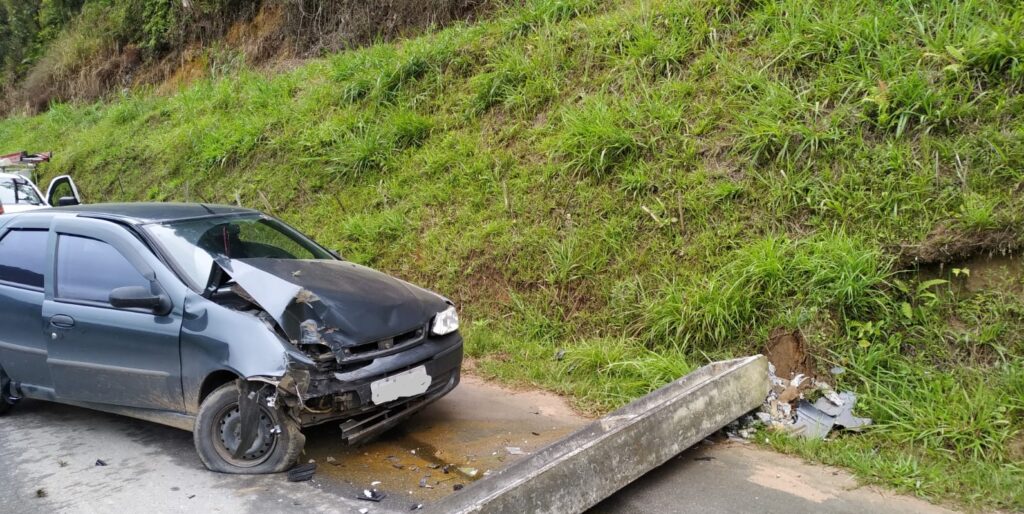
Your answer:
[370,366,431,405]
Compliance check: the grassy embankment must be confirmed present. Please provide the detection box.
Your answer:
[1,0,1022,508]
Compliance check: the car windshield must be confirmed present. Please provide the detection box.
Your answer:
[0,178,44,206]
[144,215,334,288]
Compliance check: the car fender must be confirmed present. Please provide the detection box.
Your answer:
[179,293,314,414]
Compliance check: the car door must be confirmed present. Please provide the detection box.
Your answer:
[0,214,53,391]
[42,216,186,411]
[45,175,82,207]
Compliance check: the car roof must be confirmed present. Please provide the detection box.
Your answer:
[48,202,261,224]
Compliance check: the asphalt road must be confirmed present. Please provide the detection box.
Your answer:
[0,375,955,514]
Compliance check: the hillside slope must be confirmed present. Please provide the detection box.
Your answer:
[1,0,1022,508]
[0,0,491,113]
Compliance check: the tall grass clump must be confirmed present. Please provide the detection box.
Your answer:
[552,97,639,177]
[636,235,890,350]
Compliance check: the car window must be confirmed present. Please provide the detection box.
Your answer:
[56,235,150,305]
[0,178,44,206]
[0,229,48,289]
[144,216,333,288]
[235,220,314,259]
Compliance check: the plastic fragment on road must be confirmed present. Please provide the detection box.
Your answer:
[788,400,836,439]
[812,396,843,417]
[833,392,872,431]
[287,462,317,482]
[358,489,386,502]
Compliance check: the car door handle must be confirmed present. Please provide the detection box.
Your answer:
[50,315,75,328]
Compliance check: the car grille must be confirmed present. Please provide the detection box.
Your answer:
[338,325,427,363]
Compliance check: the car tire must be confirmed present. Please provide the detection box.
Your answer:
[193,381,304,474]
[0,367,14,415]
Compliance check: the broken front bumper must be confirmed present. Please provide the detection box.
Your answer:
[293,331,464,444]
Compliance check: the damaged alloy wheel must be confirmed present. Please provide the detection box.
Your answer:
[194,382,305,474]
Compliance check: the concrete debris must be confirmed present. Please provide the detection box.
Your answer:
[729,360,872,440]
[731,361,871,440]
[754,328,871,439]
[505,447,525,455]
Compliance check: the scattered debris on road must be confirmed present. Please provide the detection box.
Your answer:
[35,488,46,498]
[732,329,872,440]
[94,459,107,466]
[358,488,386,502]
[287,462,317,482]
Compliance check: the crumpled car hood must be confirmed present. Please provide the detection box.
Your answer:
[217,258,449,349]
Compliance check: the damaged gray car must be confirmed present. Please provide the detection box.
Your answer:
[0,203,463,473]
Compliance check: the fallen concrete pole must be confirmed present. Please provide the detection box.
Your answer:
[426,355,769,514]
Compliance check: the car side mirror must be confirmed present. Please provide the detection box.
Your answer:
[109,285,172,315]
[57,196,80,206]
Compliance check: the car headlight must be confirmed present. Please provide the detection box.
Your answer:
[431,306,459,336]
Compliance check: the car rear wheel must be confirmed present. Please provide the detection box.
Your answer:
[193,382,304,474]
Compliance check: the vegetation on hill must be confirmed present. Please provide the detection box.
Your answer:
[0,0,489,112]
[1,0,1022,508]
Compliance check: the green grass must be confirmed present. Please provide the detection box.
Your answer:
[1,0,1023,509]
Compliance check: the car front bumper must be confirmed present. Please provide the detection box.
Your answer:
[291,331,464,444]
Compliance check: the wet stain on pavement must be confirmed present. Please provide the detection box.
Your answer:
[302,396,582,504]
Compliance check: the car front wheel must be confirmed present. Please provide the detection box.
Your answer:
[193,381,304,474]
[0,366,15,415]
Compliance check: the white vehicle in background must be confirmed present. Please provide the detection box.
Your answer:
[0,151,82,215]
